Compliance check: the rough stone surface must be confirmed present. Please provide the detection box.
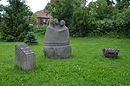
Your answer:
[44,19,71,58]
[15,44,36,70]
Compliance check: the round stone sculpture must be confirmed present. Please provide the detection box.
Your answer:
[44,19,71,58]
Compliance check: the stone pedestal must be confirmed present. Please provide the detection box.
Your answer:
[44,19,71,59]
[15,44,36,70]
[44,45,71,59]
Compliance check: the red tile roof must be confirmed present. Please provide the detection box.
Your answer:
[35,10,51,18]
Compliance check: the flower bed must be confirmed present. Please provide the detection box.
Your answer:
[102,48,120,58]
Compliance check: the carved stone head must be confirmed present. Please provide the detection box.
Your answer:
[60,20,65,27]
[49,19,54,27]
[49,19,66,28]
[54,19,59,25]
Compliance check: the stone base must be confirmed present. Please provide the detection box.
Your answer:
[44,45,71,59]
[15,44,36,70]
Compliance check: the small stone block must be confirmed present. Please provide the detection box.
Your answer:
[15,44,36,70]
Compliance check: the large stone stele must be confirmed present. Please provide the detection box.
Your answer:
[44,19,71,59]
[15,44,36,70]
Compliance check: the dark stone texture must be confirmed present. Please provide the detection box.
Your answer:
[15,44,36,70]
[44,19,71,59]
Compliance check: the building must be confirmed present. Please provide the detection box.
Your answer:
[35,10,51,26]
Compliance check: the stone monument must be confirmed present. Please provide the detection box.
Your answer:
[15,44,36,70]
[44,19,71,58]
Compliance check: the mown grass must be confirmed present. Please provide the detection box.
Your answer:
[0,33,130,86]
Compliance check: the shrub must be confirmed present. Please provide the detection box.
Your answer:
[24,32,38,45]
[88,28,104,37]
[95,18,127,38]
[106,32,125,38]
[34,25,47,34]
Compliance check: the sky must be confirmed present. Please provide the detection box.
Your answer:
[26,0,50,12]
[0,0,51,12]
[0,0,97,13]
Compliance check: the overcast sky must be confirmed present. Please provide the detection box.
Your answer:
[0,0,97,13]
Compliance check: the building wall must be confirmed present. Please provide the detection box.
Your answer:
[37,17,49,26]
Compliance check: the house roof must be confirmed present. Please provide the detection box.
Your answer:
[35,10,51,18]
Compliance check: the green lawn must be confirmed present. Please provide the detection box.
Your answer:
[0,34,130,86]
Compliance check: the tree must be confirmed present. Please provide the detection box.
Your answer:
[30,14,37,25]
[45,0,97,37]
[88,0,109,20]
[45,0,130,38]
[0,0,3,36]
[115,0,130,10]
[45,0,89,36]
[45,0,83,26]
[1,0,32,41]
[0,0,3,22]
[45,0,72,26]
[70,6,90,37]
[106,0,115,6]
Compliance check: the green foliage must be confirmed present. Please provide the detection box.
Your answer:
[115,0,130,10]
[24,32,37,45]
[70,6,90,37]
[0,0,3,37]
[45,0,108,37]
[88,28,104,37]
[88,2,130,38]
[88,0,109,20]
[30,14,37,25]
[0,0,3,12]
[33,25,47,34]
[91,19,126,38]
[106,32,125,38]
[97,19,117,33]
[45,0,76,26]
[1,0,32,41]
[106,0,115,6]
[112,7,130,37]
[92,7,130,38]
[45,0,129,38]
[45,0,94,37]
